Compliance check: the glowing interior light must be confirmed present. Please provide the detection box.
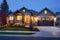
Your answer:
[24,15,30,23]
[17,16,22,20]
[35,17,38,22]
[9,16,14,20]
[44,10,47,14]
[23,9,25,12]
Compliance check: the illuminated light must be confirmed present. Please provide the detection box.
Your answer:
[24,15,30,23]
[42,18,45,20]
[35,17,38,22]
[9,16,14,20]
[17,16,22,20]
[44,10,47,14]
[46,18,49,21]
[54,18,56,22]
[23,9,25,12]
[50,18,53,21]
[50,16,55,19]
[31,16,36,23]
[31,16,35,21]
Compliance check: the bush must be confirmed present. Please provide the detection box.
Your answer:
[33,28,39,31]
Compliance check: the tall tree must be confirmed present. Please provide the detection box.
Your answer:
[1,0,9,13]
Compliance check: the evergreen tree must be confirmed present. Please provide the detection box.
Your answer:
[1,0,9,13]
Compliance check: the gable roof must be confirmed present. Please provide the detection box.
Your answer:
[19,7,34,16]
[8,11,13,15]
[36,8,56,16]
[13,10,23,15]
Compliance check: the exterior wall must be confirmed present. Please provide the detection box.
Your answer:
[6,8,57,26]
[39,10,55,18]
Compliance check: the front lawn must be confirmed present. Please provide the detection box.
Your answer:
[0,32,34,35]
[0,27,30,31]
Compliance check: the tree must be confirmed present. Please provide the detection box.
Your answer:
[1,0,9,13]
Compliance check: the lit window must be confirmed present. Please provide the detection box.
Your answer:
[9,16,14,20]
[17,16,22,20]
[23,9,25,12]
[50,18,53,21]
[31,16,35,21]
[35,17,38,22]
[42,18,45,20]
[44,10,47,14]
[46,18,49,21]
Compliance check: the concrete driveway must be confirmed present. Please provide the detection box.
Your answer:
[0,26,60,37]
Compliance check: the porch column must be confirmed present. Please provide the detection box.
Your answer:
[35,17,38,26]
[22,15,24,25]
[54,17,56,27]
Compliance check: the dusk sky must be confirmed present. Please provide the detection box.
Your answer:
[0,0,60,12]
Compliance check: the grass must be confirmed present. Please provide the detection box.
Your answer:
[0,32,34,35]
[0,27,30,31]
[0,27,35,35]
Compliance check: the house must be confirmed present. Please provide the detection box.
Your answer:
[7,7,36,27]
[6,7,56,26]
[34,8,56,26]
[0,0,58,26]
[56,12,60,26]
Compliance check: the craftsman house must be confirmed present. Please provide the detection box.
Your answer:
[7,7,56,26]
[0,0,57,26]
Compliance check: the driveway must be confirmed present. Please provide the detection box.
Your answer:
[0,26,60,37]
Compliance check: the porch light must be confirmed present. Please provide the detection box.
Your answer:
[54,18,56,22]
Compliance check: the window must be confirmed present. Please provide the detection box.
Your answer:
[9,16,14,20]
[17,16,22,20]
[46,18,49,21]
[42,18,45,20]
[23,9,25,12]
[44,10,47,14]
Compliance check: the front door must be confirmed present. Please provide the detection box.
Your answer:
[24,15,30,25]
